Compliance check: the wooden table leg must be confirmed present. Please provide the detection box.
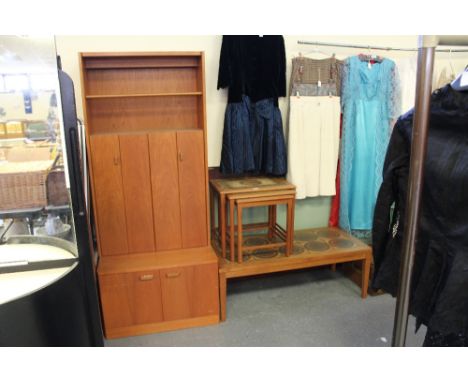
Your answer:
[290,197,295,252]
[219,272,227,321]
[361,255,371,298]
[237,204,243,263]
[229,198,235,262]
[209,184,215,242]
[272,204,277,231]
[286,199,293,256]
[268,205,273,240]
[220,194,227,259]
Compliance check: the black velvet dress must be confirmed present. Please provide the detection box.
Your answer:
[217,35,287,176]
[372,85,468,346]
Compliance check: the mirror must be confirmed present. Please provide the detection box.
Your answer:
[0,36,77,249]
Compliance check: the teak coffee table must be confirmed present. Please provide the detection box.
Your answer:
[209,177,295,259]
[216,227,372,321]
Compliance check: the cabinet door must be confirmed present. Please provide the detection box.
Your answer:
[149,132,182,251]
[90,135,128,256]
[99,271,163,330]
[119,134,155,253]
[160,264,219,321]
[176,131,208,248]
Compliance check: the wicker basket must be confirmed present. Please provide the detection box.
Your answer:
[0,160,54,210]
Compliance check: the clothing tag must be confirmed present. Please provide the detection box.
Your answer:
[368,61,372,69]
[318,80,322,87]
[460,71,468,87]
[259,35,263,38]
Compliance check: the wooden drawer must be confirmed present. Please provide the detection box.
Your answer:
[98,260,219,337]
[160,263,219,321]
[99,271,163,331]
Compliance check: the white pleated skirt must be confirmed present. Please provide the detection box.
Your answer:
[287,96,341,199]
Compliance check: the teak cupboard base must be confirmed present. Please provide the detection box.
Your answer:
[97,247,219,338]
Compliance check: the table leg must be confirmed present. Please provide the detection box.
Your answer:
[290,198,295,252]
[220,195,226,259]
[286,199,293,256]
[361,255,371,298]
[229,198,235,262]
[209,184,215,242]
[237,204,243,263]
[331,264,337,272]
[268,206,273,240]
[219,272,227,322]
[27,217,34,235]
[272,204,277,231]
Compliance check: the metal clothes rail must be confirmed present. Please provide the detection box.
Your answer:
[392,35,468,347]
[297,39,468,53]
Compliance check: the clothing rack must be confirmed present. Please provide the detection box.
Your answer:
[392,35,468,347]
[297,39,468,53]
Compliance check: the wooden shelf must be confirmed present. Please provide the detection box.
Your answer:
[98,246,218,275]
[90,127,202,136]
[86,92,202,100]
[82,54,201,70]
[86,64,200,70]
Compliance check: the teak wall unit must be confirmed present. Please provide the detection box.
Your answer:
[80,52,219,338]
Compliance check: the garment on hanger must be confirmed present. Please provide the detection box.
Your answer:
[423,329,468,347]
[289,56,344,96]
[290,83,337,97]
[217,35,286,104]
[328,115,343,227]
[433,66,457,90]
[287,55,343,199]
[393,56,418,113]
[287,96,340,198]
[218,35,287,176]
[339,55,401,233]
[372,85,468,345]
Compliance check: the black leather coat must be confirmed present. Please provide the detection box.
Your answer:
[372,85,468,336]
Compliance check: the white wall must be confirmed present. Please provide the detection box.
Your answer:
[54,35,468,228]
[56,35,468,166]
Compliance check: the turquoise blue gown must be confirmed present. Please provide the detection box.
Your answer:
[339,56,401,233]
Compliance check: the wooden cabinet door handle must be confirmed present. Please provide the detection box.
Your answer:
[178,152,183,162]
[113,156,120,166]
[139,274,154,281]
[165,272,181,278]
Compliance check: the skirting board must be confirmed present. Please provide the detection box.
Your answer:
[104,315,219,339]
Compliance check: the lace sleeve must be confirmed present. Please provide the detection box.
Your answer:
[388,62,402,121]
[340,58,351,112]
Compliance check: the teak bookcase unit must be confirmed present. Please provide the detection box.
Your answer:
[80,52,219,338]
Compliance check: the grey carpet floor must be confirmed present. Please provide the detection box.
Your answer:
[106,267,426,347]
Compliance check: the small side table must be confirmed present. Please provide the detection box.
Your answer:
[209,177,295,259]
[227,190,296,263]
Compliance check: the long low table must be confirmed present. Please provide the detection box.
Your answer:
[216,227,372,321]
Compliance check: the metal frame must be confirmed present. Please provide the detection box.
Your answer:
[297,39,468,53]
[392,35,468,347]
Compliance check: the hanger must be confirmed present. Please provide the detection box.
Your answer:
[297,43,336,59]
[451,65,468,91]
[448,48,456,79]
[358,46,383,68]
